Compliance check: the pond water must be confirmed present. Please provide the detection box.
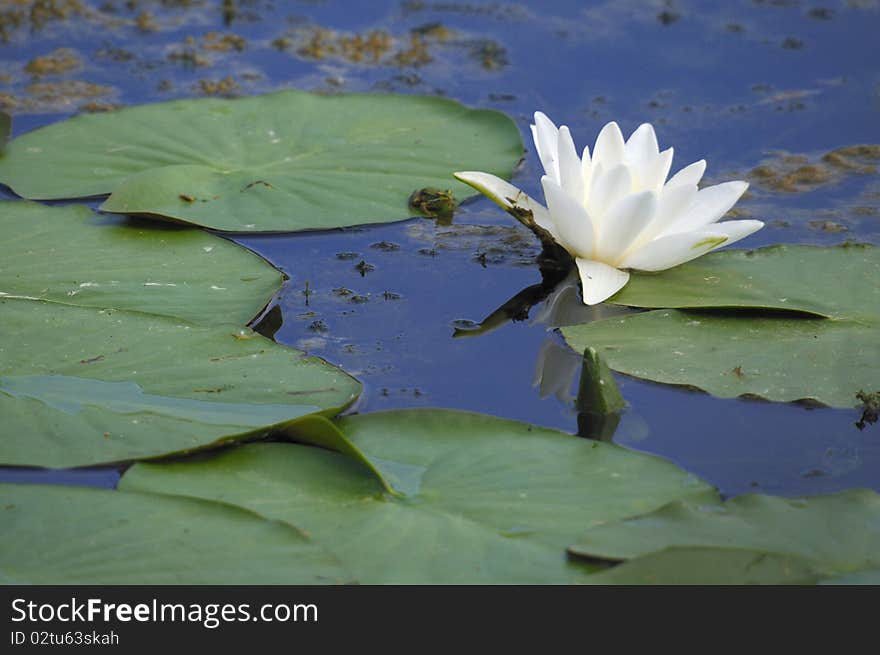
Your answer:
[1,0,878,498]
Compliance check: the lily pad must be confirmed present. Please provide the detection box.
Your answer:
[820,569,880,585]
[0,201,283,325]
[0,297,360,467]
[570,489,880,580]
[0,483,349,584]
[561,308,878,407]
[561,244,880,406]
[582,547,820,585]
[0,91,523,232]
[610,244,879,318]
[121,409,710,584]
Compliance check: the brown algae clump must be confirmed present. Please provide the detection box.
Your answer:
[24,48,81,77]
[0,0,84,42]
[196,76,239,96]
[748,145,880,193]
[3,79,113,113]
[278,23,463,69]
[202,32,247,52]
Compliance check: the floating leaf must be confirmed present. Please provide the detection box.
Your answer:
[563,243,880,407]
[0,483,349,584]
[0,201,283,325]
[820,569,880,585]
[121,409,710,584]
[583,547,819,585]
[0,91,523,232]
[562,309,878,407]
[570,489,880,580]
[610,244,879,318]
[0,298,360,467]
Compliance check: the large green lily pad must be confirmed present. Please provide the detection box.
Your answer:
[562,244,879,407]
[0,91,523,232]
[821,569,880,585]
[611,244,879,317]
[562,309,877,407]
[121,409,710,584]
[0,483,349,584]
[583,547,820,585]
[570,489,880,580]
[0,297,360,467]
[0,201,283,325]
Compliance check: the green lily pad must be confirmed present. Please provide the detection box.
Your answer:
[121,409,710,584]
[570,489,880,579]
[563,244,879,406]
[0,201,283,325]
[0,91,523,232]
[0,483,349,584]
[0,297,360,467]
[583,547,820,585]
[561,308,877,407]
[820,569,880,585]
[611,244,879,318]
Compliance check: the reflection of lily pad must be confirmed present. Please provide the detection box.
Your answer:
[121,409,710,584]
[0,201,283,325]
[0,91,522,232]
[0,298,360,467]
[563,244,879,407]
[0,483,349,584]
[611,244,879,317]
[570,489,880,581]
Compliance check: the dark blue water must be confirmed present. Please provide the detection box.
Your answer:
[2,0,878,496]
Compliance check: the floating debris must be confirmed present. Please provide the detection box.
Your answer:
[747,145,879,193]
[195,76,239,96]
[24,48,81,77]
[354,260,375,276]
[370,241,401,252]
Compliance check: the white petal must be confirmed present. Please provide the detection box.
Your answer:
[533,111,560,182]
[627,182,697,250]
[454,171,558,240]
[620,230,731,272]
[581,145,593,197]
[587,163,632,221]
[709,219,764,249]
[644,147,674,191]
[666,159,706,188]
[576,258,630,305]
[595,190,658,264]
[542,176,595,256]
[557,126,584,204]
[592,121,625,170]
[668,181,749,233]
[625,123,659,165]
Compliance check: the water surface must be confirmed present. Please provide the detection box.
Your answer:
[2,0,878,497]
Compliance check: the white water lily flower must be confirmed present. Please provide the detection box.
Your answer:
[455,113,764,305]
